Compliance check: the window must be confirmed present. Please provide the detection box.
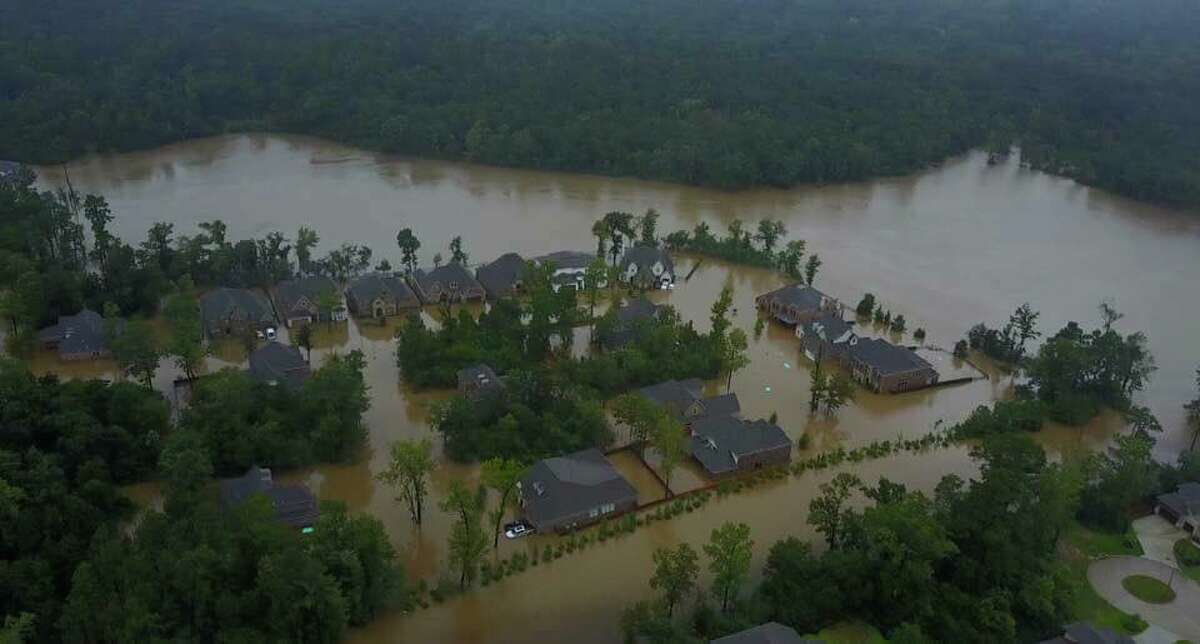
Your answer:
[589,507,599,518]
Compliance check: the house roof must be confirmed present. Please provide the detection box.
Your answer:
[536,250,596,270]
[413,262,483,295]
[248,342,311,389]
[1157,482,1200,520]
[476,253,526,299]
[690,416,791,476]
[616,298,660,324]
[346,273,419,308]
[37,309,116,355]
[1037,622,1135,644]
[710,622,817,644]
[638,379,740,423]
[619,245,675,276]
[759,284,832,311]
[850,338,933,375]
[199,287,274,325]
[800,314,854,343]
[219,466,320,529]
[521,448,637,528]
[274,276,339,314]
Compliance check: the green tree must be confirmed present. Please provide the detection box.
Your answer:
[107,310,160,387]
[639,208,660,246]
[296,226,320,275]
[709,285,734,342]
[754,219,786,253]
[822,373,855,416]
[583,257,608,339]
[855,293,876,317]
[808,472,862,549]
[808,365,827,414]
[704,522,753,612]
[449,235,468,264]
[779,239,806,279]
[1123,405,1162,438]
[163,280,209,382]
[890,314,906,333]
[440,481,488,590]
[481,458,526,549]
[649,543,699,617]
[1187,368,1200,451]
[296,323,313,362]
[651,413,687,495]
[239,324,258,360]
[396,228,421,276]
[0,613,34,644]
[612,392,661,451]
[804,254,822,286]
[376,438,435,526]
[1008,303,1041,358]
[721,327,750,392]
[308,502,407,625]
[316,289,342,328]
[591,220,610,259]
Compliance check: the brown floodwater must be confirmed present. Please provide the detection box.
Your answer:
[29,134,1200,643]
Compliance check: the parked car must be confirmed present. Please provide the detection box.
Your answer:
[265,326,277,341]
[504,520,535,539]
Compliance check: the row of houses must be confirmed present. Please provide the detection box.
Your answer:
[516,376,791,534]
[756,284,939,394]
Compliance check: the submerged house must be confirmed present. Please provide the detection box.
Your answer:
[457,364,504,399]
[690,416,792,479]
[1155,482,1200,540]
[535,250,599,292]
[272,276,346,327]
[248,342,311,390]
[476,253,527,300]
[220,466,320,531]
[411,263,486,303]
[848,338,938,393]
[755,284,840,326]
[37,309,120,361]
[619,245,675,290]
[519,448,638,533]
[199,287,275,339]
[1038,622,1135,644]
[596,297,661,348]
[344,273,420,319]
[712,622,816,644]
[638,379,740,428]
[796,313,858,363]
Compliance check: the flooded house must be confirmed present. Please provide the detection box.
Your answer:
[535,250,598,292]
[1155,482,1200,540]
[248,342,312,390]
[199,287,275,339]
[755,284,841,326]
[796,313,858,363]
[272,276,346,327]
[619,245,675,290]
[689,416,792,479]
[475,252,527,300]
[344,273,420,319]
[848,337,939,393]
[219,466,320,532]
[712,622,814,644]
[638,378,740,429]
[410,262,486,303]
[37,308,120,361]
[596,297,661,348]
[456,363,504,400]
[518,448,638,534]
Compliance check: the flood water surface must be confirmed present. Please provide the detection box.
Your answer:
[31,135,1200,643]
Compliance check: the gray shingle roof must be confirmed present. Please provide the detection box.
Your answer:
[219,466,320,530]
[638,380,741,423]
[199,287,274,327]
[760,284,831,311]
[800,314,854,342]
[690,416,791,476]
[274,276,339,316]
[413,262,484,298]
[536,250,596,270]
[619,245,675,279]
[711,622,817,644]
[248,342,311,389]
[849,338,933,375]
[1157,482,1200,521]
[599,298,663,348]
[476,253,526,299]
[37,309,116,356]
[521,448,637,529]
[345,273,419,310]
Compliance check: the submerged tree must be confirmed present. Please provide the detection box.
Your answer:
[721,328,750,392]
[481,458,525,550]
[1187,368,1200,451]
[163,279,208,382]
[808,472,862,549]
[804,254,822,286]
[704,522,753,613]
[441,480,488,590]
[396,228,421,276]
[649,543,699,617]
[377,438,435,526]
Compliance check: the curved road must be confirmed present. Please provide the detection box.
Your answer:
[1087,556,1200,641]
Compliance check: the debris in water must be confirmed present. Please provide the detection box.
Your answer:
[783,362,792,369]
[764,386,773,393]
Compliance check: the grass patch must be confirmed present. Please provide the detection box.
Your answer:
[804,621,887,644]
[1059,520,1148,635]
[1122,575,1177,604]
[1174,538,1200,582]
[1063,522,1143,558]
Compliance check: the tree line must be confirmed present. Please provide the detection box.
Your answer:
[2,0,1198,208]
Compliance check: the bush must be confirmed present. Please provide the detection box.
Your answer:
[1175,539,1200,567]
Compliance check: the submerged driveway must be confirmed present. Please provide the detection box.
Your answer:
[1087,556,1200,641]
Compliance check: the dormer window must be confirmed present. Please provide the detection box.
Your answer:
[449,281,459,290]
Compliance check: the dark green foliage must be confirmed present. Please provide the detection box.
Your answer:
[432,370,612,462]
[1078,434,1158,532]
[4,1,1200,207]
[664,219,803,278]
[0,359,168,484]
[855,294,876,318]
[949,399,1047,439]
[179,351,369,475]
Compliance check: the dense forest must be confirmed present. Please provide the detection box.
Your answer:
[2,0,1199,207]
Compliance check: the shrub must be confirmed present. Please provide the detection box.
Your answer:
[1175,539,1200,567]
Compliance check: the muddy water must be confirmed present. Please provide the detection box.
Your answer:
[29,134,1200,642]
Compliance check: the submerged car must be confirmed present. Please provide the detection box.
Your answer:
[503,520,535,539]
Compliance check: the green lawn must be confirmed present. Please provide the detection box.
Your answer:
[805,622,888,644]
[1059,520,1149,635]
[1121,575,1176,604]
[1174,538,1200,583]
